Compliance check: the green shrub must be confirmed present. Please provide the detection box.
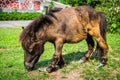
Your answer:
[0,12,42,20]
[95,0,120,33]
[60,0,120,33]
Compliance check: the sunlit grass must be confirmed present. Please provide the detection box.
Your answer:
[0,28,120,80]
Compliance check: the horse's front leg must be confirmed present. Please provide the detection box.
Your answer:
[46,38,64,73]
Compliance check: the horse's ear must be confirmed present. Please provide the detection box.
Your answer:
[22,27,24,30]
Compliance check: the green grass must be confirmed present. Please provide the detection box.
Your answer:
[0,28,120,80]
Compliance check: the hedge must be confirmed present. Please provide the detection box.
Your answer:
[61,0,120,33]
[0,12,42,20]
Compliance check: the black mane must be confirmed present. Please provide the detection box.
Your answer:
[19,8,62,42]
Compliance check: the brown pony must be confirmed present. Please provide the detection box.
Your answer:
[19,5,108,73]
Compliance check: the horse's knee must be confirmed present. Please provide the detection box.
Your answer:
[104,45,109,54]
[53,53,61,60]
[97,38,108,52]
[100,41,108,54]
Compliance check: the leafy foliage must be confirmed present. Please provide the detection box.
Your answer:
[55,0,102,7]
[100,0,120,33]
[0,12,41,20]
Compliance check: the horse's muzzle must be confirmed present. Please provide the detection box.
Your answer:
[24,62,34,71]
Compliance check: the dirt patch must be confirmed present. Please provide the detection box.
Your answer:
[0,48,13,52]
[28,67,84,80]
[49,68,84,80]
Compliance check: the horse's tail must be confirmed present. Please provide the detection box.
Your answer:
[93,11,107,57]
[99,12,107,41]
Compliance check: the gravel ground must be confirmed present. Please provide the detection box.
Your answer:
[0,20,33,27]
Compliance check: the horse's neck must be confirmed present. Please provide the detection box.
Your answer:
[36,25,48,41]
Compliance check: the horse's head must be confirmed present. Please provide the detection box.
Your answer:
[20,31,44,71]
[22,37,44,71]
[19,12,55,71]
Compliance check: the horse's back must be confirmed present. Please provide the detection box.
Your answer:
[47,5,101,43]
[47,6,89,42]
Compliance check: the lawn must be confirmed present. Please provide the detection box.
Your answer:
[0,27,120,80]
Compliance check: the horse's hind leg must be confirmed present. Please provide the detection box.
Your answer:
[94,36,108,69]
[79,34,94,63]
[96,37,108,64]
[90,31,108,65]
[93,11,107,57]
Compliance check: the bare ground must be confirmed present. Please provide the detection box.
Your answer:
[48,68,84,80]
[28,66,84,80]
[0,48,13,52]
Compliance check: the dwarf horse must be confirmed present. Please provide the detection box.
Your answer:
[19,5,108,73]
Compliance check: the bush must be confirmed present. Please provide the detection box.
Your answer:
[0,12,42,20]
[62,0,120,33]
[95,0,120,33]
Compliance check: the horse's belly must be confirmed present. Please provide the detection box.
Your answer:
[65,34,87,43]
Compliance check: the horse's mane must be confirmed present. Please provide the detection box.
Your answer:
[19,8,62,42]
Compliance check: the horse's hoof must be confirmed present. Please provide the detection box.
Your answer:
[94,58,107,70]
[46,65,60,73]
[46,67,53,73]
[95,63,104,70]
[78,56,89,64]
[101,58,108,64]
[78,59,84,63]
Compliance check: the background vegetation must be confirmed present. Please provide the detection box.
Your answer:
[0,12,41,21]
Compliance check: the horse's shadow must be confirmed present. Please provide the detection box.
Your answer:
[35,51,86,69]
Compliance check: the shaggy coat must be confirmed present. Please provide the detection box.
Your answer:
[20,5,108,72]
